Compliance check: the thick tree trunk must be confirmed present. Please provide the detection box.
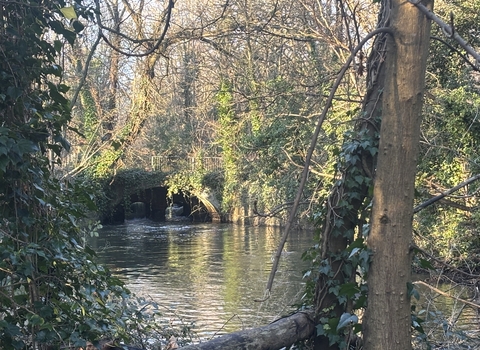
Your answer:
[178,311,315,350]
[362,1,432,349]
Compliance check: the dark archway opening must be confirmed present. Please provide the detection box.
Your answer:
[104,187,212,224]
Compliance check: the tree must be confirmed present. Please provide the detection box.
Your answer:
[19,0,478,347]
[0,2,183,349]
[362,0,432,348]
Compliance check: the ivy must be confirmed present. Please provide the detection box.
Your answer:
[0,2,185,348]
[300,126,379,347]
[215,80,240,210]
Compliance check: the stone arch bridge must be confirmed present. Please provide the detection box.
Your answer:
[103,156,222,224]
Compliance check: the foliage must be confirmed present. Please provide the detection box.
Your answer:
[415,0,480,267]
[79,87,99,143]
[165,167,224,204]
[0,1,187,349]
[27,0,480,347]
[300,127,377,347]
[214,80,241,210]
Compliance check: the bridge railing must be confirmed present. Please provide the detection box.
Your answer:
[151,156,223,172]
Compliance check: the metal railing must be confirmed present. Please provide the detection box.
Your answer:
[151,156,223,172]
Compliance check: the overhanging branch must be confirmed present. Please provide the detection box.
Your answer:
[409,0,480,69]
[413,174,480,213]
[265,27,394,294]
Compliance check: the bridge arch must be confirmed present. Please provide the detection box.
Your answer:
[191,189,222,222]
[104,180,221,225]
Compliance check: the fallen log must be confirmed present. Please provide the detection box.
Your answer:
[178,311,315,350]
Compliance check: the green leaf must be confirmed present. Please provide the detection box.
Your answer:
[54,40,63,53]
[316,324,326,336]
[407,282,420,300]
[338,282,359,298]
[0,155,9,172]
[29,315,45,326]
[60,7,78,20]
[62,28,77,46]
[354,175,364,184]
[348,247,360,258]
[6,86,22,100]
[72,20,85,33]
[419,258,435,270]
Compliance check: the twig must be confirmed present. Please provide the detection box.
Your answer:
[431,36,479,72]
[70,29,102,107]
[264,27,394,294]
[412,244,480,279]
[93,0,174,58]
[209,314,243,339]
[414,280,480,310]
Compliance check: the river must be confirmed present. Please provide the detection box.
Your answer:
[91,219,480,348]
[91,219,313,339]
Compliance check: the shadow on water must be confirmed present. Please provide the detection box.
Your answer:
[90,219,313,339]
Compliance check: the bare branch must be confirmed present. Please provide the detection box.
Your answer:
[431,36,480,71]
[70,30,102,107]
[409,0,480,69]
[93,0,174,57]
[414,280,480,310]
[413,173,480,213]
[265,27,394,293]
[412,244,480,279]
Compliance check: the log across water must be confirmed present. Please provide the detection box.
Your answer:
[178,311,315,350]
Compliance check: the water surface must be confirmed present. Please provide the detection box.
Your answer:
[91,220,313,338]
[91,220,480,347]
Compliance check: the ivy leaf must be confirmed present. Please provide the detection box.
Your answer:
[338,282,359,298]
[336,313,359,331]
[0,155,9,172]
[407,282,420,300]
[60,6,78,20]
[54,40,63,53]
[419,258,435,270]
[29,315,45,326]
[348,247,360,258]
[354,175,364,185]
[72,20,85,33]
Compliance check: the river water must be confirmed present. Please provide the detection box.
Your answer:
[91,219,313,339]
[91,219,480,347]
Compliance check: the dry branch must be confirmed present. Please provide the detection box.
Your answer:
[409,0,480,67]
[414,280,480,310]
[413,173,480,213]
[178,311,315,350]
[265,27,393,293]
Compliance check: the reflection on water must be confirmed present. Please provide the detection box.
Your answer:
[90,220,480,346]
[90,219,313,338]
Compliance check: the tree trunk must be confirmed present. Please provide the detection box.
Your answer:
[362,1,432,349]
[178,311,315,350]
[313,3,391,349]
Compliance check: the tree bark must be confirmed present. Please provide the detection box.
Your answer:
[362,1,432,349]
[312,3,391,349]
[178,311,315,350]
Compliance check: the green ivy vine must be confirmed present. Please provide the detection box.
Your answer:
[302,128,378,348]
